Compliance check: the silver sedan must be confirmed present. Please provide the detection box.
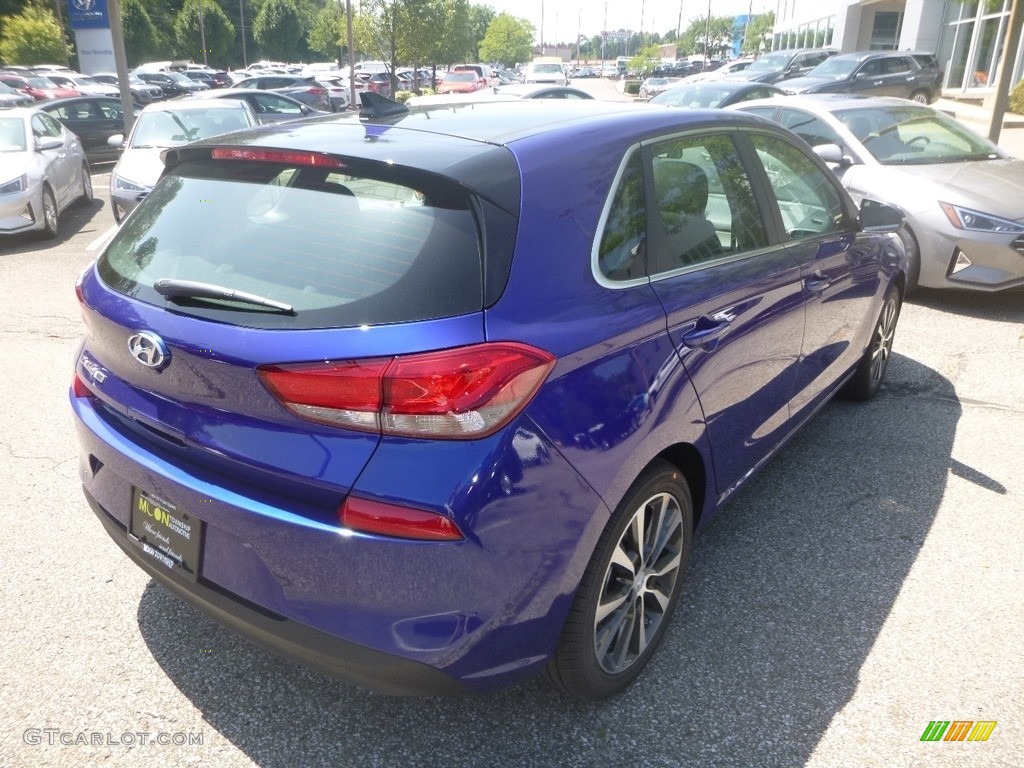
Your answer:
[0,107,92,239]
[731,94,1024,292]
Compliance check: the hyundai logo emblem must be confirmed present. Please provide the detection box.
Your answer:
[127,331,169,370]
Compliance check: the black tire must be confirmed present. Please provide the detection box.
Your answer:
[78,162,94,206]
[841,285,901,401]
[547,460,693,701]
[40,185,59,239]
[910,89,930,104]
[897,224,921,294]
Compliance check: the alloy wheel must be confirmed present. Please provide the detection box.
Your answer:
[869,296,898,386]
[594,491,684,674]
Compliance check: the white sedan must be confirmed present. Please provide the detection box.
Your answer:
[0,107,93,239]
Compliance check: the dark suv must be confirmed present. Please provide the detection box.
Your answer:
[779,51,943,103]
[723,48,835,84]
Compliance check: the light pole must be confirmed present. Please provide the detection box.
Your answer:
[240,0,248,67]
[602,2,607,69]
[640,0,645,54]
[346,0,355,109]
[705,0,712,62]
[576,8,581,68]
[199,3,208,66]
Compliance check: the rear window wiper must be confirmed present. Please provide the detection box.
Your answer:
[153,279,295,314]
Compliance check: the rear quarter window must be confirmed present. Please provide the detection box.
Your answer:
[98,158,484,329]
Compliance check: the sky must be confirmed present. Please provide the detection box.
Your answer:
[481,0,776,45]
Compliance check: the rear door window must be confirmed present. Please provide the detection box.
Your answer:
[648,134,767,273]
[98,157,484,329]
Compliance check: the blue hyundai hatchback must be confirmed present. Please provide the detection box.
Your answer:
[71,100,907,700]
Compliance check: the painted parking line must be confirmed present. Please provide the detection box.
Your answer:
[87,225,118,252]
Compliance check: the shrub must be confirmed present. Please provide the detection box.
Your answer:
[1010,79,1024,115]
[393,88,434,103]
[624,81,642,95]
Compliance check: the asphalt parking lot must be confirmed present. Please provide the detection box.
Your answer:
[0,91,1021,767]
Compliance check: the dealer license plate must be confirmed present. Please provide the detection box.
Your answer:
[129,488,202,580]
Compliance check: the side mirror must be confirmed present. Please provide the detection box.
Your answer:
[108,134,125,149]
[36,137,63,151]
[860,198,904,232]
[853,71,869,80]
[813,143,853,168]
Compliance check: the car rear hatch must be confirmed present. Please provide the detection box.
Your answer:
[76,139,518,525]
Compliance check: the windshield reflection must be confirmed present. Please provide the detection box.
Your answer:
[835,107,1002,165]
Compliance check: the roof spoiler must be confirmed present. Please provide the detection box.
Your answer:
[359,92,409,119]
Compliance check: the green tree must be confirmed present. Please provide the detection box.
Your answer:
[679,16,735,59]
[175,0,236,65]
[307,3,344,59]
[122,0,164,66]
[628,44,660,77]
[741,12,774,56]
[0,7,70,66]
[398,0,448,70]
[478,13,533,67]
[465,3,494,61]
[253,0,304,61]
[431,0,474,65]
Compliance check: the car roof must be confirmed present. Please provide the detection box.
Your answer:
[40,95,120,106]
[0,107,44,118]
[167,101,777,214]
[139,99,253,113]
[734,93,933,112]
[195,88,306,102]
[183,100,772,163]
[664,79,780,93]
[497,85,592,98]
[826,51,909,62]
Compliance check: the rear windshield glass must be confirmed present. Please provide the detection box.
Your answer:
[97,158,483,329]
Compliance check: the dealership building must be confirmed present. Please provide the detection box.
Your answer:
[771,0,1023,99]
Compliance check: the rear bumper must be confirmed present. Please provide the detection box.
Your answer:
[86,488,469,696]
[71,380,608,695]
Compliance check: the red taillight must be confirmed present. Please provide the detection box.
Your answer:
[258,342,555,439]
[211,148,345,168]
[340,496,463,541]
[72,373,94,398]
[307,87,327,95]
[75,271,92,337]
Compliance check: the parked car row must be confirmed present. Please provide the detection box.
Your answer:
[642,49,942,105]
[724,48,943,103]
[9,59,1019,298]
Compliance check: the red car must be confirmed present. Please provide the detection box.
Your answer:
[437,71,486,94]
[0,73,80,101]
